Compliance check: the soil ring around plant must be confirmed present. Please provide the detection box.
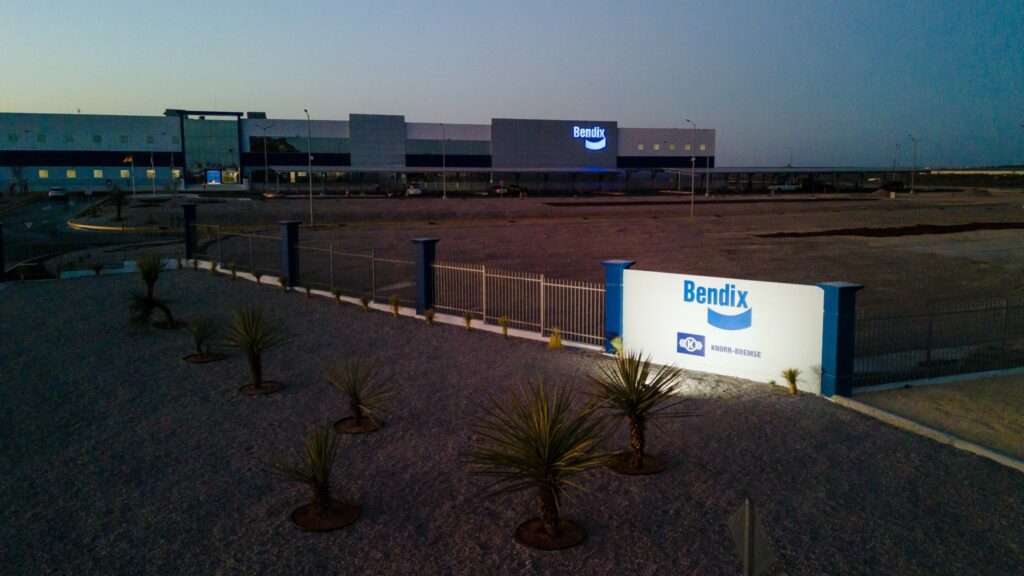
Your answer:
[182,352,225,364]
[333,417,382,434]
[152,320,186,330]
[290,501,360,532]
[607,452,666,475]
[238,381,284,396]
[514,518,585,551]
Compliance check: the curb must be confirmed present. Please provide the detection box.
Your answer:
[66,219,176,234]
[0,194,44,216]
[829,395,1024,474]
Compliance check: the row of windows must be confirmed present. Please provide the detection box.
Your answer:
[636,143,707,152]
[7,133,180,145]
[36,168,182,179]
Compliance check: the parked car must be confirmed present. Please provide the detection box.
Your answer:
[768,182,800,193]
[47,186,68,201]
[405,185,423,196]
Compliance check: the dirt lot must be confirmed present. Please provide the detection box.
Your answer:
[77,189,1024,311]
[857,374,1024,460]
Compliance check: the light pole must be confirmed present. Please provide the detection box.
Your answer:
[441,123,447,200]
[686,118,696,217]
[908,134,922,194]
[786,147,793,168]
[255,122,275,193]
[304,109,313,226]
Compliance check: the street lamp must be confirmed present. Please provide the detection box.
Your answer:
[304,109,313,226]
[908,134,922,195]
[254,122,275,194]
[786,147,793,168]
[441,123,447,200]
[686,118,696,217]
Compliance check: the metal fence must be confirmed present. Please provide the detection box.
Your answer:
[433,260,605,346]
[854,297,1024,389]
[296,244,416,305]
[193,224,280,278]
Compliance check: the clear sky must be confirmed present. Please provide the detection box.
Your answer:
[1,0,1022,167]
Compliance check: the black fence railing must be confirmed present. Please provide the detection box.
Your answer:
[854,297,1024,389]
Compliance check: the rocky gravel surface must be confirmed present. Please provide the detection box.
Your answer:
[2,272,1023,575]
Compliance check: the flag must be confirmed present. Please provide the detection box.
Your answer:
[123,154,133,164]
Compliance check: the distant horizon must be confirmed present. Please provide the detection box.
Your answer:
[2,1,1021,167]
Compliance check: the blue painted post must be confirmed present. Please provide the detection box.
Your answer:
[280,221,300,288]
[819,281,863,397]
[602,259,636,354]
[412,237,439,315]
[182,204,197,260]
[0,221,6,282]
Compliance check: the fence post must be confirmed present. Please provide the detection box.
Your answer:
[602,259,635,354]
[182,204,197,260]
[411,237,439,315]
[819,281,863,397]
[0,221,6,282]
[279,220,300,288]
[481,265,487,323]
[539,274,546,335]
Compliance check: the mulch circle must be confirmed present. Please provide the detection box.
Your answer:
[238,381,284,396]
[182,353,225,364]
[514,518,586,551]
[333,417,382,434]
[607,452,666,475]
[152,320,186,330]
[290,501,360,532]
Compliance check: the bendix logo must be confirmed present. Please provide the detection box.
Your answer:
[572,125,607,150]
[684,279,753,331]
[677,332,705,356]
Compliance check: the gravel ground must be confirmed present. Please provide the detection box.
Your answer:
[2,272,1023,575]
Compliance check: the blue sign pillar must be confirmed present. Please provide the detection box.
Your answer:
[602,259,636,353]
[819,281,863,397]
[412,237,439,314]
[182,204,197,260]
[280,221,300,288]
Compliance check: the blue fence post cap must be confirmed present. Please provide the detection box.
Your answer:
[411,237,440,244]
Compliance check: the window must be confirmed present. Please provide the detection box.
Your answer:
[119,135,128,144]
[38,169,49,179]
[92,134,102,143]
[171,136,180,145]
[298,171,308,177]
[637,144,645,151]
[65,134,74,143]
[684,144,692,151]
[172,169,181,179]
[7,133,17,143]
[653,143,661,151]
[120,169,130,178]
[699,144,707,151]
[94,169,104,179]
[66,169,76,179]
[36,134,46,143]
[146,169,156,179]
[669,144,676,151]
[146,135,155,144]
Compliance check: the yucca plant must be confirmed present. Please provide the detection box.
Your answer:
[137,253,165,301]
[424,308,436,325]
[463,310,473,330]
[781,368,801,395]
[225,305,285,395]
[360,294,372,311]
[229,262,237,280]
[548,328,563,349]
[183,316,223,363]
[192,259,198,271]
[388,294,400,317]
[278,276,288,291]
[254,272,263,286]
[129,253,180,329]
[470,382,608,550]
[499,316,510,338]
[332,287,342,304]
[326,358,396,434]
[305,286,312,298]
[269,425,359,531]
[207,262,218,276]
[91,262,104,276]
[589,350,691,474]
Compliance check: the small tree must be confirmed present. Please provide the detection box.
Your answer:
[470,382,608,550]
[424,308,435,325]
[389,294,400,317]
[326,358,396,434]
[270,425,359,531]
[332,287,342,304]
[225,305,285,395]
[498,316,510,338]
[360,294,372,311]
[110,184,126,221]
[463,310,473,330]
[129,253,179,329]
[184,316,223,363]
[548,328,563,349]
[589,350,692,474]
[781,368,801,395]
[278,277,288,291]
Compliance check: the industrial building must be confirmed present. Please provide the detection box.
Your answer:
[0,110,715,194]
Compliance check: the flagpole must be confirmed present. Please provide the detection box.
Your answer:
[150,153,156,196]
[131,158,136,196]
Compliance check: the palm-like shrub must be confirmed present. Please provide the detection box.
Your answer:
[463,310,473,330]
[225,305,284,392]
[781,368,801,395]
[389,294,400,317]
[470,382,608,550]
[129,253,178,328]
[183,316,222,362]
[589,350,690,473]
[332,287,342,304]
[360,294,372,310]
[229,262,237,280]
[326,358,396,433]
[499,316,510,338]
[110,184,126,221]
[270,425,359,531]
[137,253,164,300]
[278,276,287,291]
[548,328,563,349]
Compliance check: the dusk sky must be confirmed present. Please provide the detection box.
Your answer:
[2,0,1022,167]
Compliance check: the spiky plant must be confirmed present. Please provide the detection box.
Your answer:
[463,310,473,330]
[225,305,284,390]
[229,262,237,280]
[332,287,342,304]
[548,328,563,349]
[360,294,372,311]
[781,368,801,395]
[110,184,126,221]
[589,350,690,472]
[499,316,510,338]
[270,425,358,530]
[424,308,435,325]
[186,316,219,356]
[128,292,178,328]
[192,259,198,271]
[278,276,288,291]
[326,358,396,432]
[254,272,263,286]
[136,253,165,301]
[208,262,218,276]
[305,286,312,298]
[54,263,62,281]
[389,294,400,317]
[91,262,104,276]
[176,258,182,270]
[470,382,608,548]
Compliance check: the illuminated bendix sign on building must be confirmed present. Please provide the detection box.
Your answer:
[572,125,607,150]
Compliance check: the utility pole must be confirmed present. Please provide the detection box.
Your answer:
[908,134,922,194]
[304,109,313,226]
[686,119,696,216]
[441,123,447,200]
[255,122,275,193]
[786,147,793,168]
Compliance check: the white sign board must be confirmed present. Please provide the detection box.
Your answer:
[622,270,824,392]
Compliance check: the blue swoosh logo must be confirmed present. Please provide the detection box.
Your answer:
[584,137,606,150]
[707,307,752,330]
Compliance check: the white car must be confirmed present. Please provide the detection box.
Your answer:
[768,182,801,192]
[405,186,423,196]
[47,186,68,201]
